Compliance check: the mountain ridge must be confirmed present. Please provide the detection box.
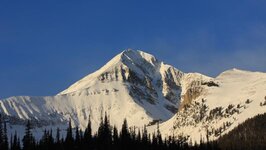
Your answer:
[0,49,265,142]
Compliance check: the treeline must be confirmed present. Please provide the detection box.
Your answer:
[217,113,266,150]
[0,113,219,150]
[1,113,266,150]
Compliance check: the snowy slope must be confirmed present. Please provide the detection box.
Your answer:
[0,49,197,135]
[0,50,265,143]
[155,68,266,142]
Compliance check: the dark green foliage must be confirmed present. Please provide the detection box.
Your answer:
[96,112,112,150]
[207,107,223,120]
[245,99,252,104]
[83,115,92,143]
[3,120,9,150]
[217,113,266,150]
[120,119,130,149]
[112,125,119,149]
[64,119,74,150]
[82,116,92,150]
[22,120,35,150]
[201,81,219,87]
[38,129,54,150]
[10,132,21,150]
[3,112,266,150]
[0,114,8,150]
[0,114,3,149]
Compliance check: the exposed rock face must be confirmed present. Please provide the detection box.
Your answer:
[180,86,204,109]
[179,79,220,109]
[92,50,189,109]
[179,73,212,110]
[161,67,183,104]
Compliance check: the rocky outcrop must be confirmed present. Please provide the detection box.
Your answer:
[180,86,204,109]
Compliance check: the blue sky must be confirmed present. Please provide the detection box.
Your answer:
[0,1,266,98]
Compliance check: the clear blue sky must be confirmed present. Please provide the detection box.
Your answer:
[1,0,266,98]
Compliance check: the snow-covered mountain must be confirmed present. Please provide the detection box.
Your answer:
[154,68,266,142]
[0,49,265,142]
[0,50,207,131]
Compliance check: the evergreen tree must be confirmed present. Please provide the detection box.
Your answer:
[55,128,62,150]
[151,132,157,148]
[120,119,131,149]
[217,113,266,150]
[136,128,141,144]
[156,123,163,146]
[83,116,92,149]
[97,112,112,150]
[39,129,55,150]
[142,125,148,146]
[10,133,13,150]
[2,118,8,150]
[103,113,112,145]
[6,115,265,150]
[112,125,119,149]
[48,129,54,146]
[11,132,21,150]
[74,127,81,149]
[55,128,60,143]
[22,120,35,150]
[65,119,74,150]
[0,114,3,150]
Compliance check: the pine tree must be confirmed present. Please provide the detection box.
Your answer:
[3,121,8,150]
[83,115,92,149]
[10,133,13,150]
[0,114,3,150]
[156,123,163,146]
[11,132,21,150]
[142,125,148,146]
[56,128,60,143]
[97,112,112,150]
[151,132,157,148]
[65,119,74,150]
[39,129,55,150]
[120,119,131,149]
[112,125,119,149]
[17,137,21,150]
[103,113,112,145]
[55,128,62,150]
[136,128,141,144]
[22,120,35,150]
[74,127,81,149]
[48,129,54,146]
[48,130,54,149]
[39,129,47,150]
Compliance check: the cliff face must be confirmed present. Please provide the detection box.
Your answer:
[179,73,213,109]
[180,86,203,109]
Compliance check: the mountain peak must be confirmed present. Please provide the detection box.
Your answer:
[59,49,185,100]
[100,49,158,70]
[119,49,158,66]
[121,48,135,54]
[59,49,162,95]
